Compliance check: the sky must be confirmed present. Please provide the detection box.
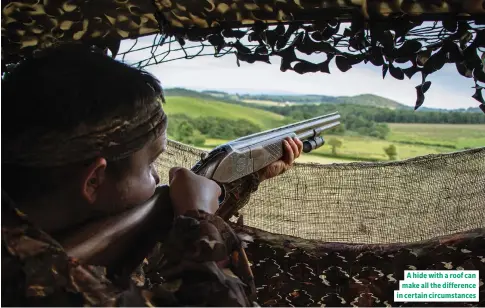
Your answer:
[118,36,482,110]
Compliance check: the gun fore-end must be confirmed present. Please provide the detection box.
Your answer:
[302,136,325,153]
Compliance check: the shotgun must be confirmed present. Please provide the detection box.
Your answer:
[191,112,341,205]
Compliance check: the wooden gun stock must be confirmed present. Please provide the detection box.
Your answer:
[60,185,173,276]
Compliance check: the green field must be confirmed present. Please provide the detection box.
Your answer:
[164,95,484,164]
[388,123,485,149]
[312,124,485,161]
[311,134,449,161]
[164,96,284,128]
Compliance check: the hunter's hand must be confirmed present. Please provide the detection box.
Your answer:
[258,137,303,182]
[169,167,221,216]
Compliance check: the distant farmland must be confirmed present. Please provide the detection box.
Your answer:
[164,93,484,164]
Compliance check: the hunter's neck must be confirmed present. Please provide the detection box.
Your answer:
[16,195,91,235]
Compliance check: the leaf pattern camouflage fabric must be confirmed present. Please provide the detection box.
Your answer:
[0,190,257,307]
[229,224,485,307]
[2,0,485,111]
[2,0,484,56]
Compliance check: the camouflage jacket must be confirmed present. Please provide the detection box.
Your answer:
[1,176,259,307]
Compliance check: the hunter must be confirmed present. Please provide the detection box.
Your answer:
[1,45,303,306]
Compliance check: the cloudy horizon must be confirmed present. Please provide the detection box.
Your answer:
[119,37,482,111]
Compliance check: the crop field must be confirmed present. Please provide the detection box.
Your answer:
[311,135,445,161]
[387,123,485,150]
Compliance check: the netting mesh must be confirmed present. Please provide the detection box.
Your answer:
[156,140,485,244]
[3,0,485,110]
[115,16,485,111]
[117,21,485,69]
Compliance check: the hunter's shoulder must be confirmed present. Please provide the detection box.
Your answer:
[0,190,119,306]
[1,189,65,259]
[0,216,81,306]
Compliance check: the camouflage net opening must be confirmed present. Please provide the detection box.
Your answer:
[157,140,485,244]
[3,0,485,111]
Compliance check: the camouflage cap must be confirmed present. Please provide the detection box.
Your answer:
[2,97,167,167]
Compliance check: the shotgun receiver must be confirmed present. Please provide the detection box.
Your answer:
[190,112,341,205]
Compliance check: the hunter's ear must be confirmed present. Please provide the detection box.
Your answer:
[82,158,108,204]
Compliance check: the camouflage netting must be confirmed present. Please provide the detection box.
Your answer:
[157,140,485,244]
[3,0,485,110]
[3,1,485,305]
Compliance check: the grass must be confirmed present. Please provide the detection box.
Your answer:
[311,135,449,161]
[388,123,485,150]
[164,96,285,128]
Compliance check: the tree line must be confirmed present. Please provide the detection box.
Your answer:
[261,103,485,126]
[237,93,338,104]
[167,114,261,146]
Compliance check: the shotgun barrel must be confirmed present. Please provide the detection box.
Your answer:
[228,112,340,149]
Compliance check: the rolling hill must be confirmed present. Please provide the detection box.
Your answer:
[335,94,409,109]
[163,93,285,129]
[171,88,485,112]
[201,90,409,109]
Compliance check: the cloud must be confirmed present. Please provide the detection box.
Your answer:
[119,39,481,110]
